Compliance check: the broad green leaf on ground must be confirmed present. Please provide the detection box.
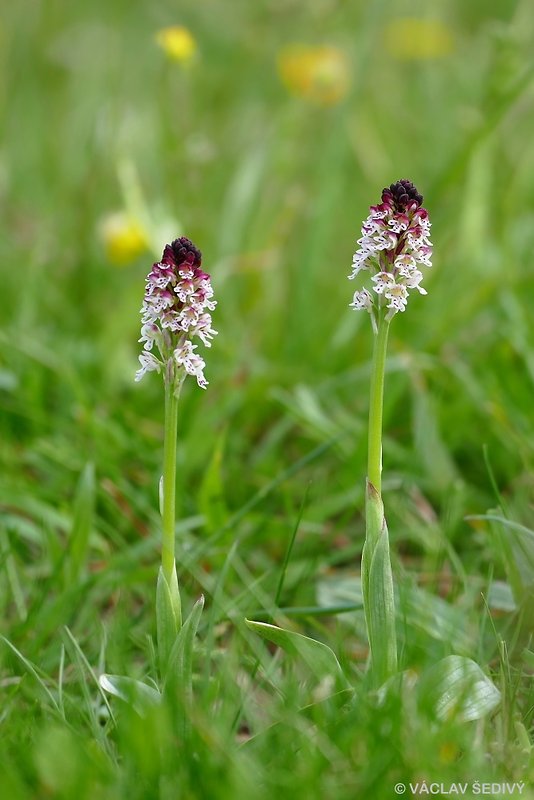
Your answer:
[317,576,473,654]
[418,655,500,722]
[99,674,161,717]
[487,580,516,612]
[397,584,473,655]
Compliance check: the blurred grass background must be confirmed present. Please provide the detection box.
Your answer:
[2,0,534,796]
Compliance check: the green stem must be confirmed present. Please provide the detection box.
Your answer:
[162,380,180,583]
[363,307,397,685]
[367,311,390,492]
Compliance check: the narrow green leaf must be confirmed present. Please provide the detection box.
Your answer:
[468,514,534,543]
[99,674,161,716]
[217,142,268,257]
[521,649,534,670]
[164,595,205,694]
[1,636,60,714]
[514,718,533,755]
[68,463,95,584]
[477,513,529,603]
[490,517,524,599]
[169,564,182,628]
[250,604,361,620]
[186,437,339,564]
[245,620,349,688]
[274,487,308,608]
[62,627,115,727]
[363,481,397,686]
[366,526,397,683]
[2,530,27,621]
[156,566,181,673]
[418,655,500,722]
[274,385,345,446]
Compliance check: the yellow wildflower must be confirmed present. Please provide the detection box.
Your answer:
[277,44,350,106]
[100,212,150,265]
[155,26,197,64]
[384,18,453,60]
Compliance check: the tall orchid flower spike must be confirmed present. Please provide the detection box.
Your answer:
[349,181,432,688]
[136,237,216,672]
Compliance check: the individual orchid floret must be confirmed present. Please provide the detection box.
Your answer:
[350,288,373,311]
[136,237,217,390]
[348,179,432,321]
[135,350,162,382]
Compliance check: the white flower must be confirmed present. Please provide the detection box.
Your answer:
[350,288,373,311]
[139,322,159,350]
[135,351,161,382]
[384,283,408,318]
[192,312,218,347]
[371,272,396,294]
[401,268,427,294]
[174,341,208,388]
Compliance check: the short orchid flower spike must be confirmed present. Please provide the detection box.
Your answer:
[349,179,432,323]
[136,237,217,391]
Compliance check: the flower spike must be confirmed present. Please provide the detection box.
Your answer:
[136,237,217,389]
[349,179,432,321]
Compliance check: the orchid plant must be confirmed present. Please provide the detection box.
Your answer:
[99,236,216,713]
[136,237,217,671]
[349,180,433,685]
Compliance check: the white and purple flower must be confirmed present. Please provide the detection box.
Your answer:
[136,237,217,388]
[349,179,432,321]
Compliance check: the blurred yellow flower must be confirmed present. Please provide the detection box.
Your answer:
[100,212,150,265]
[439,741,460,764]
[277,45,350,106]
[155,26,197,64]
[384,18,453,60]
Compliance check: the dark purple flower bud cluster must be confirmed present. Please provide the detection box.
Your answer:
[381,179,423,212]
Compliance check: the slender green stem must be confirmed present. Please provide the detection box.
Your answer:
[162,380,180,583]
[367,310,390,492]
[363,307,397,685]
[157,376,183,670]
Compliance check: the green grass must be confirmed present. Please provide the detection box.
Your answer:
[2,0,534,797]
